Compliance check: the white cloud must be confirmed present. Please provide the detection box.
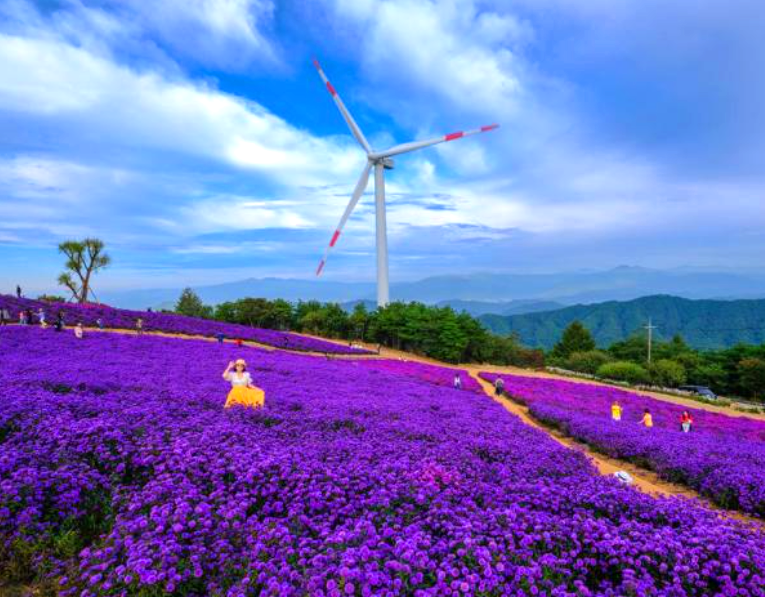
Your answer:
[0,33,362,187]
[112,0,280,70]
[330,0,529,117]
[1,0,281,71]
[0,157,115,202]
[176,195,313,234]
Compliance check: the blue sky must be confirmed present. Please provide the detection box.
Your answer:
[2,0,765,294]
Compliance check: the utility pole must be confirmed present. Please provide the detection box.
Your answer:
[644,318,658,363]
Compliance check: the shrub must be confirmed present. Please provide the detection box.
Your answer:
[565,350,612,374]
[648,359,687,388]
[37,294,67,303]
[596,361,650,385]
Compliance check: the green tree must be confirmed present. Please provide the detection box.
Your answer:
[551,321,596,360]
[214,301,238,323]
[608,334,648,362]
[271,299,294,330]
[299,310,326,335]
[434,316,468,363]
[57,238,111,303]
[237,298,274,328]
[648,359,687,388]
[322,303,351,338]
[348,303,370,340]
[175,288,212,319]
[688,362,727,392]
[738,358,765,400]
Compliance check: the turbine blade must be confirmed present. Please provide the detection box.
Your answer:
[313,58,372,155]
[373,124,499,159]
[316,162,372,276]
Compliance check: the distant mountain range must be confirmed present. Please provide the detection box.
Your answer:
[339,298,564,317]
[100,266,765,310]
[479,295,765,350]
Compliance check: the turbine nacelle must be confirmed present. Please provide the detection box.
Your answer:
[374,157,395,170]
[312,58,499,307]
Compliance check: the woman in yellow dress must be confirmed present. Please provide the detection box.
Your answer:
[222,359,265,409]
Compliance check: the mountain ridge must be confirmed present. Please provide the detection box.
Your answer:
[99,266,765,309]
[479,295,765,350]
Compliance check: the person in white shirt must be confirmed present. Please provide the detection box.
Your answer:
[222,358,265,409]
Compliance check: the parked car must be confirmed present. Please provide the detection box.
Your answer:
[678,385,717,400]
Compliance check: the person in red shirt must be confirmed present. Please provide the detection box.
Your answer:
[680,411,693,433]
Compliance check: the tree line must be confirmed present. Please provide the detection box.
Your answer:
[176,289,765,401]
[174,289,543,367]
[43,238,765,401]
[548,321,765,401]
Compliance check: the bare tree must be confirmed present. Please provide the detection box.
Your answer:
[57,238,111,303]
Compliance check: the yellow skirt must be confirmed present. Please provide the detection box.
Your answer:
[225,386,265,409]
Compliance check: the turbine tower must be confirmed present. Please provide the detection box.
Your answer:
[313,59,498,307]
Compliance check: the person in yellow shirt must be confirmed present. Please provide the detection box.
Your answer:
[611,401,622,422]
[640,408,653,428]
[222,359,265,409]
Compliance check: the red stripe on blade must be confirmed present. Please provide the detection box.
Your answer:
[330,230,340,247]
[481,124,499,132]
[326,82,337,96]
[445,131,464,141]
[316,261,325,276]
[312,58,321,71]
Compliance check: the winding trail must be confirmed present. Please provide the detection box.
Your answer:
[41,324,761,523]
[466,369,694,497]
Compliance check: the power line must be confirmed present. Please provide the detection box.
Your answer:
[644,318,658,363]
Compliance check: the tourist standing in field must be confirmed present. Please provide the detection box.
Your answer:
[680,411,693,433]
[96,318,104,329]
[16,285,21,298]
[74,322,84,339]
[640,408,653,428]
[494,377,505,396]
[37,308,46,328]
[136,318,143,335]
[222,359,265,409]
[19,310,27,325]
[54,311,65,332]
[453,374,462,390]
[611,401,622,422]
[0,308,9,325]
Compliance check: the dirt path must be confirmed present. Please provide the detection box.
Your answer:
[247,334,762,519]
[295,333,765,420]
[475,363,765,421]
[467,369,695,497]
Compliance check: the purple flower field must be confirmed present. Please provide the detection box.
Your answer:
[480,372,765,517]
[351,360,482,394]
[0,295,371,355]
[1,327,764,595]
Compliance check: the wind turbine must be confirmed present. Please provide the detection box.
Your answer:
[313,59,499,307]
